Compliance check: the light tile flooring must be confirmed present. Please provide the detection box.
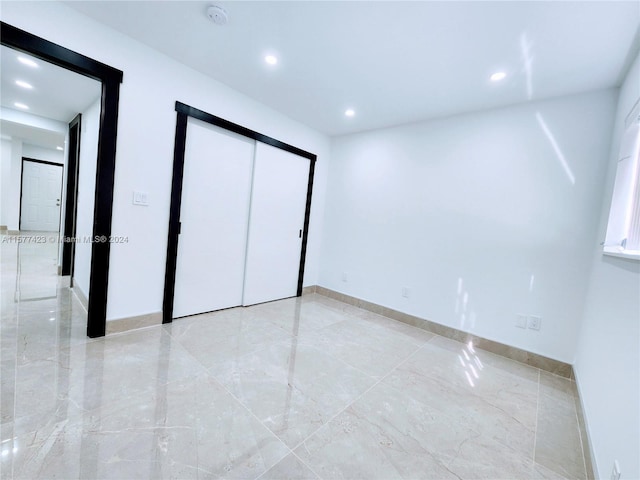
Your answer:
[1,234,588,479]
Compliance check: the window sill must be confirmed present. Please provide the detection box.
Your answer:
[603,246,640,261]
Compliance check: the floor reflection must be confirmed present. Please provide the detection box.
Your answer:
[12,233,60,302]
[1,232,588,479]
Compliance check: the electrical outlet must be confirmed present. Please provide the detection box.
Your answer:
[611,460,621,480]
[516,314,527,329]
[341,272,348,282]
[528,315,542,331]
[401,287,410,298]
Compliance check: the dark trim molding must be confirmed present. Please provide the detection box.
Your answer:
[162,112,188,324]
[62,114,82,278]
[18,159,25,230]
[163,101,317,323]
[2,22,123,338]
[297,159,315,296]
[1,23,122,83]
[175,102,316,161]
[21,157,64,168]
[87,79,121,337]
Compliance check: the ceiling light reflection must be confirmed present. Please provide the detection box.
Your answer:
[535,112,576,185]
[520,32,534,100]
[465,371,475,387]
[18,56,38,68]
[15,80,33,89]
[474,356,484,370]
[460,342,483,387]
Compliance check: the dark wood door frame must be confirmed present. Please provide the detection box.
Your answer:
[1,22,123,338]
[61,114,81,281]
[162,101,317,324]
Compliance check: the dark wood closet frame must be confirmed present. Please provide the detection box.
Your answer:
[162,101,317,324]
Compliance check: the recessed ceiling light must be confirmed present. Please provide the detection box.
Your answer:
[15,80,33,89]
[345,109,355,117]
[17,56,38,68]
[14,102,29,110]
[265,55,278,65]
[490,71,507,82]
[56,146,64,151]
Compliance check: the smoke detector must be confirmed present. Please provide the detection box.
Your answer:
[206,5,228,25]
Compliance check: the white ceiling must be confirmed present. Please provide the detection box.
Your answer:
[0,45,101,150]
[66,1,639,135]
[1,45,102,123]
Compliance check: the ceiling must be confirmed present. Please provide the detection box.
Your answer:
[0,120,65,150]
[0,45,101,150]
[63,1,640,136]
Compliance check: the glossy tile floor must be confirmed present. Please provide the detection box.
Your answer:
[1,234,588,479]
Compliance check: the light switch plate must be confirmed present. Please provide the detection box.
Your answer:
[133,191,149,206]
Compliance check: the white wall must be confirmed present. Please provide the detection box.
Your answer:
[0,138,11,227]
[72,99,101,301]
[321,90,617,363]
[22,144,64,165]
[0,1,330,321]
[6,138,23,231]
[574,53,640,480]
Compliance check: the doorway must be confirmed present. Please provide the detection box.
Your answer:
[19,158,63,232]
[1,22,123,337]
[163,102,316,323]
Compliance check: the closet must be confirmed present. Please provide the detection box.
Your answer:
[165,104,314,321]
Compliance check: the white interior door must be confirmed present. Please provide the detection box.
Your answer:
[242,142,310,306]
[20,160,63,232]
[173,118,255,318]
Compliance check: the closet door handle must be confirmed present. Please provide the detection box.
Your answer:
[299,229,302,238]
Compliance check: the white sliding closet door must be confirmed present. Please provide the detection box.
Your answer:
[173,118,255,318]
[242,142,310,306]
